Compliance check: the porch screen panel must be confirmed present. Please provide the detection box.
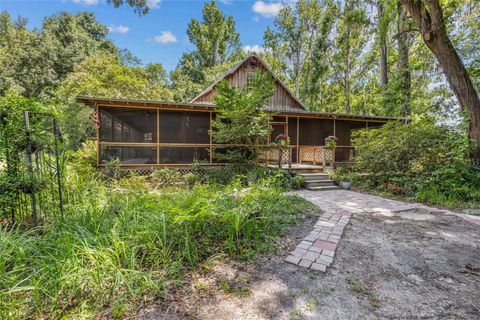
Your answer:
[287,118,298,144]
[298,118,334,145]
[335,120,365,162]
[271,124,285,142]
[100,107,157,143]
[101,146,157,164]
[160,147,209,164]
[159,110,210,143]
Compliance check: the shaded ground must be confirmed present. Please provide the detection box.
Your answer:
[138,206,480,320]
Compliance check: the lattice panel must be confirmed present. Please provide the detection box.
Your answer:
[324,148,334,163]
[258,149,290,164]
[299,146,324,165]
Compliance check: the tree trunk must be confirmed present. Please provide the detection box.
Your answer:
[344,10,352,113]
[397,1,411,118]
[378,1,388,94]
[400,0,480,165]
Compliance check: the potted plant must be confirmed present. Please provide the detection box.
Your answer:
[325,135,338,149]
[341,176,352,190]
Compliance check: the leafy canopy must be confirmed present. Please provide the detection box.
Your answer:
[54,54,173,148]
[212,70,275,163]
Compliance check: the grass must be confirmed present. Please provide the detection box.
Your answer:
[347,277,381,310]
[0,173,308,319]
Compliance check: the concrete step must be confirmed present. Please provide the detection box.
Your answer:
[298,173,331,181]
[291,169,324,174]
[305,180,335,187]
[307,185,340,191]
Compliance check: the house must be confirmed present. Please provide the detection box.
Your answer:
[77,55,403,170]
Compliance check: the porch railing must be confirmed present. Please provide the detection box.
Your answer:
[258,145,356,168]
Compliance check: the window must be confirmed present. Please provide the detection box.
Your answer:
[101,146,157,164]
[100,107,157,143]
[160,147,209,164]
[160,110,210,144]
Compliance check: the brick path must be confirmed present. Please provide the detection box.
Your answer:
[286,189,480,272]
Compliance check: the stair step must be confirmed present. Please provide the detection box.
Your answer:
[305,180,335,187]
[305,179,335,184]
[307,185,340,191]
[298,173,330,180]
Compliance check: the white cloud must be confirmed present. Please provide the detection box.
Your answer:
[147,0,161,9]
[152,31,177,44]
[108,25,129,34]
[243,44,264,54]
[219,0,233,4]
[252,1,282,18]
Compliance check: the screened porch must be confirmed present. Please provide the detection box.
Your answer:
[96,105,385,168]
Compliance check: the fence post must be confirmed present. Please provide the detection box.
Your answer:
[288,147,292,173]
[24,111,38,226]
[53,119,64,218]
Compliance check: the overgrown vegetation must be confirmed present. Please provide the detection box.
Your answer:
[211,70,275,163]
[339,118,480,207]
[0,144,309,318]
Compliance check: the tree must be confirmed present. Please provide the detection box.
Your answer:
[396,1,412,117]
[106,0,156,15]
[330,0,370,113]
[376,0,390,94]
[54,54,172,148]
[170,59,240,102]
[0,12,116,97]
[265,0,326,96]
[400,0,480,165]
[172,1,242,98]
[179,1,240,77]
[211,70,275,163]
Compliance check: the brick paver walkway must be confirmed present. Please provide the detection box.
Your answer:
[286,189,480,272]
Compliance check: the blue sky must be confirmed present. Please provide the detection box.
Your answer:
[0,0,283,71]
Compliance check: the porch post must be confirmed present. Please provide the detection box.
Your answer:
[209,111,213,164]
[296,117,300,163]
[157,109,160,164]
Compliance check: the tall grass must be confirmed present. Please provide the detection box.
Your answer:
[0,173,308,319]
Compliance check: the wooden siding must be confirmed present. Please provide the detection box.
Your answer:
[193,56,305,112]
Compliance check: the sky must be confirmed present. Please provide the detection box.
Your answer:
[0,0,283,71]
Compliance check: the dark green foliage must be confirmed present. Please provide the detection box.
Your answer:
[212,70,275,163]
[352,118,480,207]
[191,163,304,190]
[0,94,46,219]
[0,12,117,97]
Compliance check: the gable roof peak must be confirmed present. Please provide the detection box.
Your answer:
[190,54,307,111]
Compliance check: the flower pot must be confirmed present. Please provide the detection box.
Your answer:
[341,181,352,190]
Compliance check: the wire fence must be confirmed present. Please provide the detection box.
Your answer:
[0,111,64,227]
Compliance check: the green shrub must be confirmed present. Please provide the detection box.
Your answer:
[291,175,306,190]
[353,117,480,207]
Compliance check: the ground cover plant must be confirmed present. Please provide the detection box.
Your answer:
[0,147,308,319]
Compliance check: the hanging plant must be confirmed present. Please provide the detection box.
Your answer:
[325,136,338,149]
[275,133,290,148]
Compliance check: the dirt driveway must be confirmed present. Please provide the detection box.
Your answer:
[139,193,480,320]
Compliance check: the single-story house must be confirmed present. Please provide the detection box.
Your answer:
[77,55,404,169]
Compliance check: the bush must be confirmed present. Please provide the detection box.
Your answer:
[0,172,308,319]
[352,117,480,207]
